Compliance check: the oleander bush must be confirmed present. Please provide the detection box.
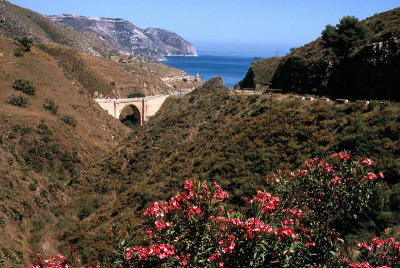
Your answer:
[32,154,400,267]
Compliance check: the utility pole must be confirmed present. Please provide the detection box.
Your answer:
[265,89,282,119]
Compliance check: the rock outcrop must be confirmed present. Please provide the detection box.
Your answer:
[47,15,197,61]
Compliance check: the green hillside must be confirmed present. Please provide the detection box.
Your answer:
[239,8,400,100]
[64,78,400,263]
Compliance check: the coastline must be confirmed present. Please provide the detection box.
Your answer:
[161,54,257,87]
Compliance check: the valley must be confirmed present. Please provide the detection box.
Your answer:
[0,1,400,267]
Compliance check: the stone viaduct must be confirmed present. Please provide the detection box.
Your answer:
[95,95,169,126]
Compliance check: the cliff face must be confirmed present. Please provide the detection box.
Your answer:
[239,8,400,100]
[0,1,118,57]
[47,15,197,61]
[144,28,197,56]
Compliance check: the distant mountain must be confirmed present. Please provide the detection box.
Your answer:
[47,14,197,61]
[0,0,118,57]
[238,7,400,100]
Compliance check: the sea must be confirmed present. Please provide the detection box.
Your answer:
[162,51,271,88]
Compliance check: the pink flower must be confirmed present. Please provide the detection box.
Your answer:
[331,176,341,185]
[305,241,316,247]
[219,261,224,267]
[367,172,377,181]
[332,152,350,161]
[184,180,194,191]
[126,248,133,260]
[213,182,229,200]
[188,205,202,217]
[362,158,373,166]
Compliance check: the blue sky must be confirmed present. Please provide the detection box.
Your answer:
[9,0,400,56]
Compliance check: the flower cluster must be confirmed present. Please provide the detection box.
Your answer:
[31,252,99,268]
[340,238,400,268]
[126,244,175,261]
[332,152,351,161]
[249,191,280,213]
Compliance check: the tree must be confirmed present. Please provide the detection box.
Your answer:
[322,16,372,56]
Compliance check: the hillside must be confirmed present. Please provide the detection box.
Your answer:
[58,78,400,263]
[0,36,134,266]
[47,15,197,61]
[0,0,119,57]
[37,43,188,97]
[239,8,400,100]
[0,32,202,265]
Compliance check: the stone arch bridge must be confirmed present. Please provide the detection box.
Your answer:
[95,95,170,126]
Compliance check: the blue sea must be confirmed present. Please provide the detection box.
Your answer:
[162,51,268,88]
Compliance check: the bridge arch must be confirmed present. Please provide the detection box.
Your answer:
[119,104,142,128]
[115,100,145,126]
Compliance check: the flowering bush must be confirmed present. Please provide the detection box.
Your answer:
[339,237,400,268]
[31,248,99,268]
[32,153,399,267]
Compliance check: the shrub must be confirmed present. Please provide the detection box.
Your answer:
[127,92,145,98]
[77,195,99,221]
[13,79,36,95]
[113,153,386,267]
[7,94,30,107]
[31,154,400,267]
[15,36,33,52]
[390,183,400,211]
[13,47,25,57]
[58,113,77,127]
[13,36,33,57]
[322,16,372,56]
[43,98,58,114]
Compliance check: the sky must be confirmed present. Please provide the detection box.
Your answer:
[9,0,400,56]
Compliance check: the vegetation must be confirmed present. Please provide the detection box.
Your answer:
[0,37,129,266]
[55,80,400,264]
[127,92,146,98]
[2,6,400,266]
[322,16,372,56]
[239,8,400,100]
[13,79,36,95]
[43,98,58,114]
[33,156,400,267]
[13,36,33,57]
[58,113,77,127]
[16,36,33,51]
[7,93,30,107]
